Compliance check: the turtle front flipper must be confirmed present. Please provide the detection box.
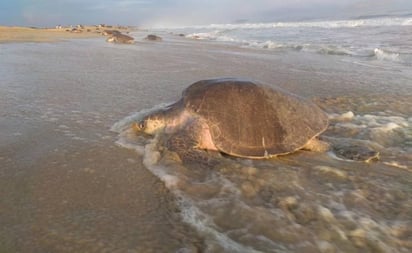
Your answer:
[166,120,220,166]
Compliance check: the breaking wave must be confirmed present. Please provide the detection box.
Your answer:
[373,48,400,62]
[182,16,412,30]
[172,15,412,67]
[185,31,408,64]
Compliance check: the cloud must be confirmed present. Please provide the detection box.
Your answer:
[3,0,346,26]
[346,0,412,16]
[2,0,412,27]
[142,0,412,27]
[139,0,350,27]
[15,0,155,26]
[87,0,152,10]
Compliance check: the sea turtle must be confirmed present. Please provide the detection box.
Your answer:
[145,34,162,41]
[106,33,134,44]
[133,78,378,161]
[102,29,121,36]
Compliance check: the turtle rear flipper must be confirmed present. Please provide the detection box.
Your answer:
[302,138,330,152]
[326,138,379,162]
[332,144,379,162]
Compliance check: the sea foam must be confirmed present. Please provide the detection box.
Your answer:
[112,105,264,253]
[172,15,412,68]
[113,104,412,252]
[373,48,400,62]
[182,16,412,30]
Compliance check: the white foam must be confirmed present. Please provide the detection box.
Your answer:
[115,137,146,155]
[374,48,400,62]
[403,18,412,25]
[374,122,401,132]
[330,111,410,148]
[185,30,237,43]
[316,240,335,253]
[314,165,348,179]
[170,17,411,68]
[318,206,336,222]
[112,104,411,252]
[178,16,412,30]
[142,137,161,165]
[177,198,262,253]
[135,135,260,252]
[113,108,262,251]
[383,161,409,170]
[329,111,354,121]
[326,47,351,55]
[185,30,406,66]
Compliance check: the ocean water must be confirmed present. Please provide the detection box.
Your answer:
[116,16,412,252]
[113,102,412,252]
[1,15,411,253]
[167,15,412,70]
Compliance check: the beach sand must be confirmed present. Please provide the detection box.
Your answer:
[0,33,205,252]
[1,138,202,252]
[0,25,133,43]
[1,30,411,252]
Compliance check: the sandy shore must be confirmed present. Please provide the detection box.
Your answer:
[0,33,206,252]
[1,30,411,252]
[0,25,133,43]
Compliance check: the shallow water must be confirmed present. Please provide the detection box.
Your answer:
[167,15,412,69]
[1,29,411,252]
[114,97,412,253]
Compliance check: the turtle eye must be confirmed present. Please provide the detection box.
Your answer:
[138,121,145,129]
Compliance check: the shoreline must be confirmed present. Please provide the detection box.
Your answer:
[0,25,134,43]
[1,27,411,252]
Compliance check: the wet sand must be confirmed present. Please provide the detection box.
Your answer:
[0,26,132,43]
[1,139,201,252]
[0,36,205,252]
[1,31,411,252]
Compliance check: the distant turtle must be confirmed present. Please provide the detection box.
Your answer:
[106,33,134,44]
[134,78,378,161]
[102,29,121,36]
[145,34,162,41]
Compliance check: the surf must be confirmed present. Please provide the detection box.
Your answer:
[113,99,411,252]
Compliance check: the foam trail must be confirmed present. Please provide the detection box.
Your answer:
[177,197,263,253]
[113,112,263,252]
[113,107,412,252]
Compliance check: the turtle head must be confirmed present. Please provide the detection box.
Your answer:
[134,114,167,135]
[133,102,184,135]
[133,107,178,135]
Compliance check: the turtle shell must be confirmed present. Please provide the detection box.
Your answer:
[181,78,329,158]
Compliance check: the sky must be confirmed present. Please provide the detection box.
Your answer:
[1,0,411,27]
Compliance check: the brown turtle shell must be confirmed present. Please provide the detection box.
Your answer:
[180,78,328,158]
